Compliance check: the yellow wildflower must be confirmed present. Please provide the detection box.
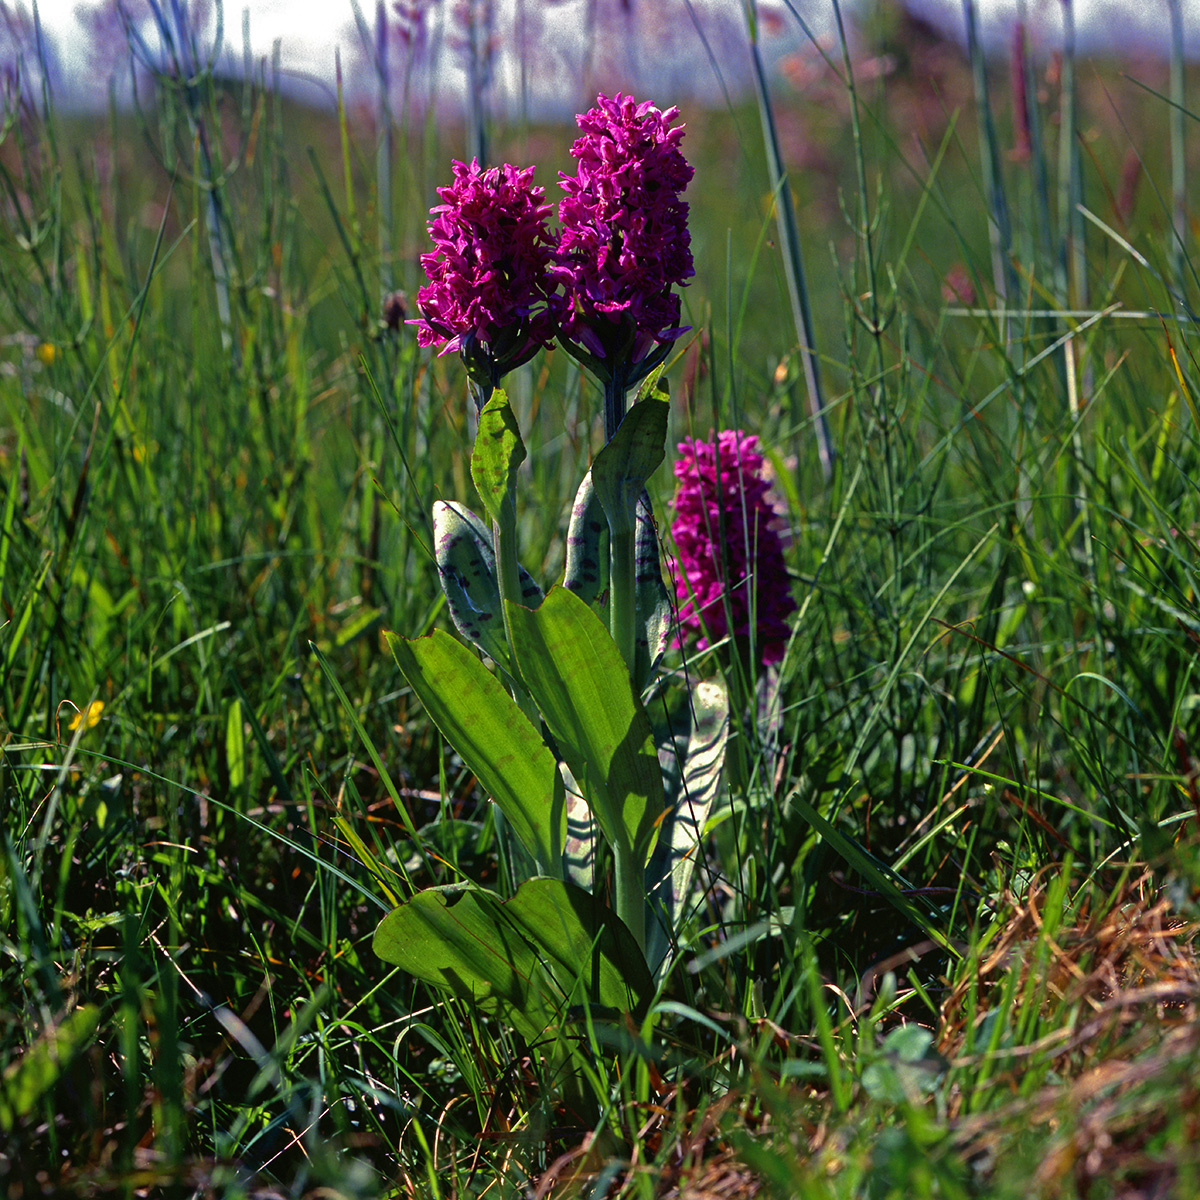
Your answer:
[68,700,104,732]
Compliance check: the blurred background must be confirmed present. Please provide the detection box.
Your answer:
[5,0,1199,115]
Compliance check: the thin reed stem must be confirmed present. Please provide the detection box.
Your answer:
[743,0,834,481]
[1058,0,1087,313]
[962,0,1016,347]
[465,0,489,166]
[1168,0,1187,299]
[376,0,394,296]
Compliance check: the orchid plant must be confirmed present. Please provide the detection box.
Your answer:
[372,96,730,1046]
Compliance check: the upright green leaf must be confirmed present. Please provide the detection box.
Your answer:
[387,630,564,877]
[563,471,608,608]
[372,878,652,1043]
[590,397,669,539]
[225,699,245,790]
[506,587,664,864]
[591,397,670,681]
[470,390,525,525]
[565,472,670,689]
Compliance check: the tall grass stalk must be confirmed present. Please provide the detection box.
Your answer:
[376,0,395,296]
[961,0,1016,344]
[464,0,490,167]
[1058,0,1087,314]
[159,0,238,362]
[1168,0,1188,299]
[743,0,834,480]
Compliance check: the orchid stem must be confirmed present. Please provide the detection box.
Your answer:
[604,369,638,678]
[493,499,541,720]
[494,498,521,658]
[604,365,629,443]
[614,833,646,952]
[610,524,637,678]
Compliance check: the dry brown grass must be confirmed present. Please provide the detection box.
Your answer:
[525,858,1200,1199]
[941,863,1200,1198]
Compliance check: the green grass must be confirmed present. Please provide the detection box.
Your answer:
[1,6,1199,1196]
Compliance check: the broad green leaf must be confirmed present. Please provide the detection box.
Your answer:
[470,390,525,525]
[506,587,664,863]
[644,681,729,976]
[0,1005,101,1131]
[372,878,652,1043]
[387,630,564,877]
[590,397,668,539]
[433,500,543,672]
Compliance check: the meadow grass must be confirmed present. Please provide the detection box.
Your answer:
[1,5,1198,1196]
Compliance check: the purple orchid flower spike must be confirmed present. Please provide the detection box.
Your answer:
[671,430,796,669]
[411,158,563,406]
[554,94,695,437]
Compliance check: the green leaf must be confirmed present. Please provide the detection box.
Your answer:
[563,471,669,684]
[225,699,245,790]
[433,500,543,672]
[590,397,668,539]
[470,390,525,525]
[589,399,671,688]
[633,492,672,688]
[860,1026,945,1105]
[634,364,669,404]
[506,587,664,863]
[334,814,400,907]
[645,680,729,976]
[0,1005,101,1131]
[334,603,386,647]
[387,630,564,877]
[372,878,652,1043]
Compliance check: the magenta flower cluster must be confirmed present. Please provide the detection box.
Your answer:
[554,93,695,365]
[671,431,796,667]
[413,159,562,371]
[411,94,693,376]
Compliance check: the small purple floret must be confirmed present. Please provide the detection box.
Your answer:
[671,431,796,666]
